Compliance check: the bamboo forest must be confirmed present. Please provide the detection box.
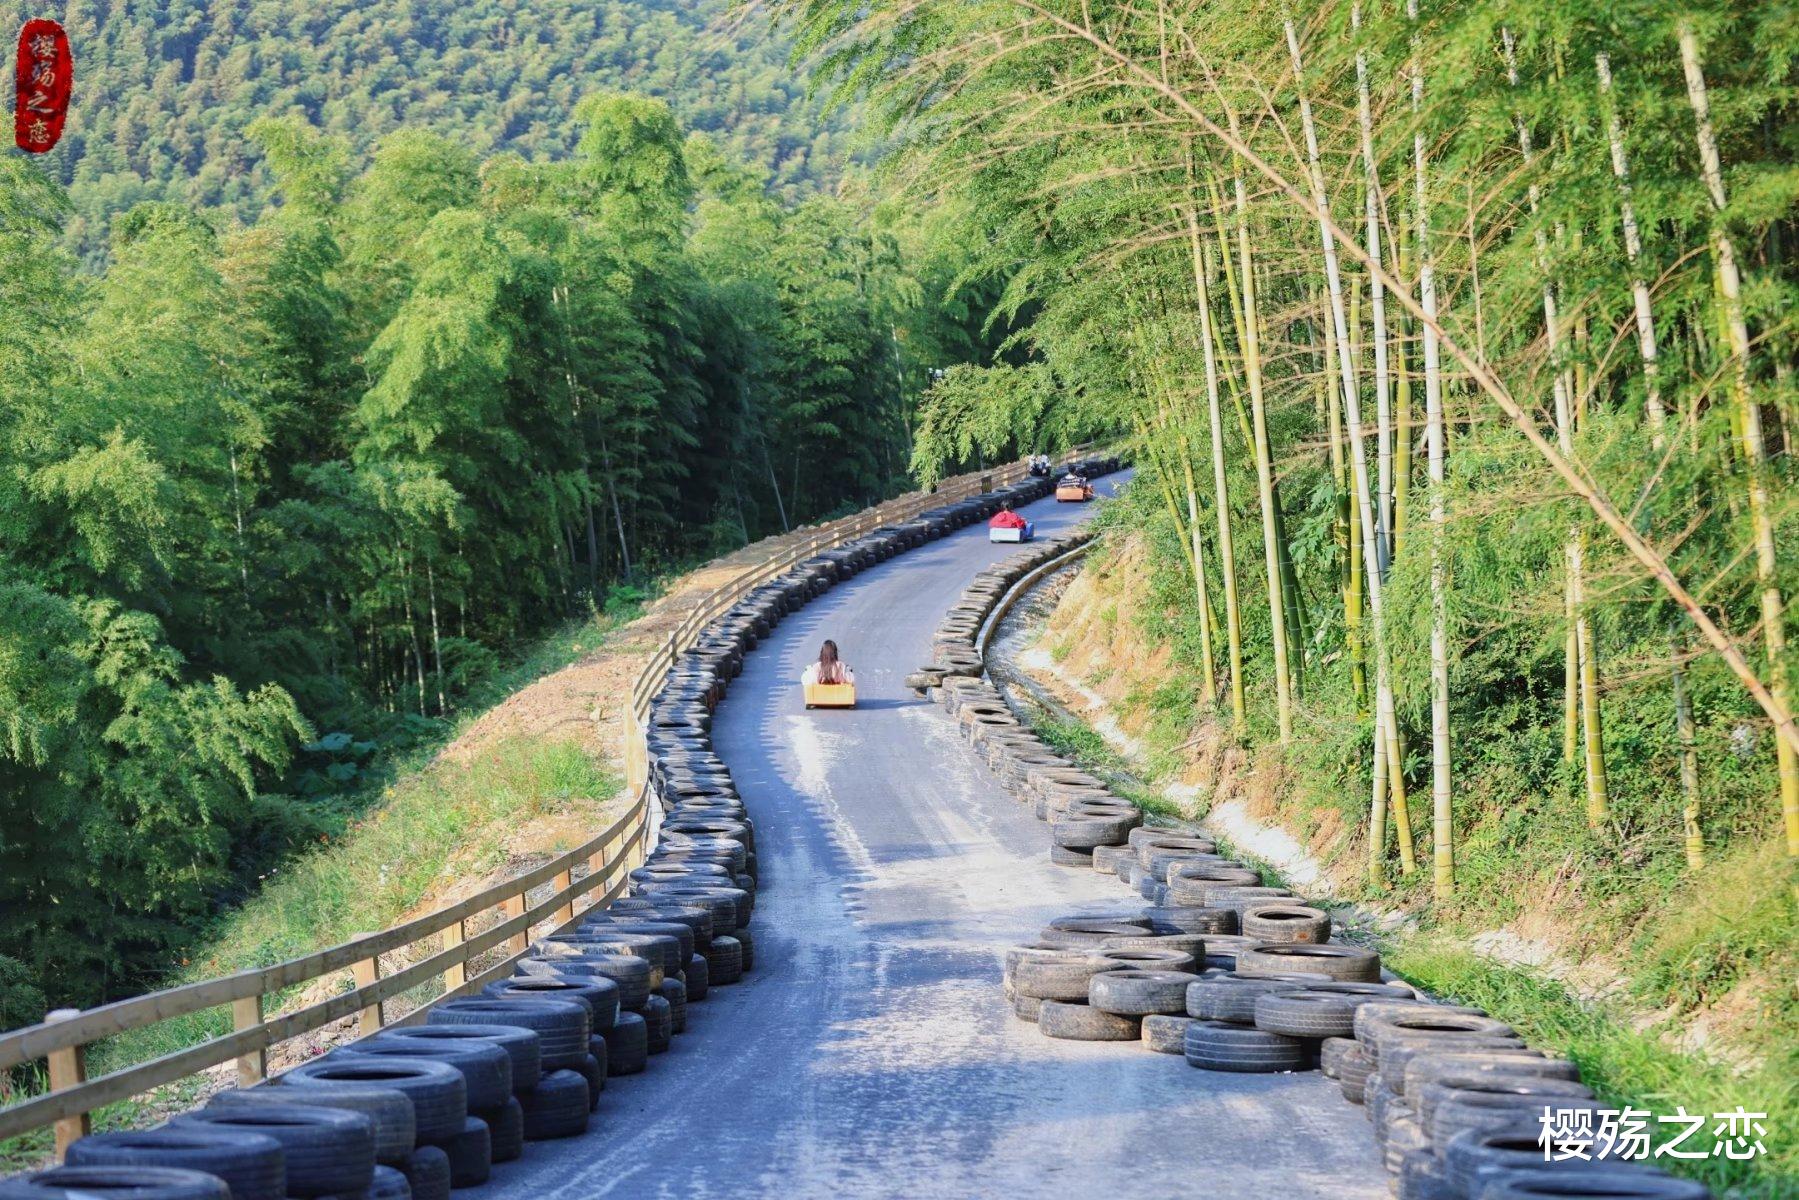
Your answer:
[0,0,1794,1193]
[0,83,1010,1005]
[785,0,1798,1120]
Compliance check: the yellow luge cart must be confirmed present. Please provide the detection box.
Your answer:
[1056,480,1094,502]
[804,683,858,709]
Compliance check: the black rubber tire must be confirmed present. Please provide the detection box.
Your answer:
[1338,1042,1375,1104]
[1012,956,1118,1001]
[210,1086,414,1167]
[587,1034,611,1082]
[171,1105,374,1198]
[1096,932,1207,960]
[604,1011,649,1075]
[1397,1149,1459,1200]
[1049,844,1095,867]
[66,1132,285,1200]
[368,1025,542,1096]
[1141,1014,1198,1054]
[0,1169,231,1200]
[1254,990,1360,1038]
[1050,815,1135,850]
[337,1035,512,1111]
[1184,974,1314,1024]
[1382,1107,1431,1175]
[285,1058,467,1143]
[428,998,589,1072]
[1380,1035,1528,1094]
[1353,1001,1489,1044]
[424,1117,489,1189]
[1182,1020,1307,1073]
[1432,1086,1604,1144]
[1402,1050,1576,1101]
[657,977,688,1033]
[487,976,620,1035]
[1320,1036,1359,1079]
[1091,846,1135,875]
[1095,947,1196,974]
[704,935,744,984]
[472,1098,523,1164]
[575,1052,605,1111]
[1012,993,1043,1022]
[1142,906,1238,936]
[1474,1171,1711,1199]
[684,953,710,1001]
[1443,1125,1680,1198]
[1241,904,1332,944]
[1037,1000,1141,1042]
[637,994,673,1053]
[733,926,754,972]
[400,1146,449,1200]
[517,953,650,1011]
[368,1165,409,1200]
[1089,970,1193,1016]
[1236,942,1382,982]
[1039,919,1150,947]
[1417,1072,1590,1144]
[518,1070,590,1140]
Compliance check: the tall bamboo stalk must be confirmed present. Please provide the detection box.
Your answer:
[1503,29,1606,827]
[1680,25,1799,859]
[1188,215,1249,736]
[1228,137,1296,744]
[1409,0,1453,897]
[1353,3,1394,576]
[1287,15,1414,875]
[1599,51,1700,862]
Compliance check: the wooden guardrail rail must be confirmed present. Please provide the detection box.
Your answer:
[0,448,1092,1160]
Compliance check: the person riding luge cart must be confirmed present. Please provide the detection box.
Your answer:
[801,639,857,708]
[988,502,1034,543]
[1055,472,1095,502]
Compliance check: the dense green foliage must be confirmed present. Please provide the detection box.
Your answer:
[0,87,995,1006]
[1,0,859,260]
[773,1,1796,1178]
[772,0,1797,883]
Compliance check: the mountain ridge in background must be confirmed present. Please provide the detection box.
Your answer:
[3,0,852,257]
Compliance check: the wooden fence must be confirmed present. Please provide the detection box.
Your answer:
[0,451,1081,1160]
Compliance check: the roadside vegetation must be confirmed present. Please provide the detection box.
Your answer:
[1027,686,1793,1196]
[769,0,1795,1163]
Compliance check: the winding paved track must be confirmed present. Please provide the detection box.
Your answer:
[513,475,1387,1199]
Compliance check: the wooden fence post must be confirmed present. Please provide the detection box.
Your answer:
[350,938,382,1037]
[44,1009,89,1161]
[503,893,529,957]
[231,994,266,1086]
[552,867,574,927]
[443,918,467,993]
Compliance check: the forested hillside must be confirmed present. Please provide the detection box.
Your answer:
[0,86,1000,1007]
[1,0,856,258]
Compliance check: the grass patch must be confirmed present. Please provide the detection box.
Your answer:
[2,735,618,1168]
[1028,709,1181,818]
[1,596,642,1167]
[1384,938,1795,1199]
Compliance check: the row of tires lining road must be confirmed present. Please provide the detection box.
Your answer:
[912,540,1715,1200]
[0,457,1124,1200]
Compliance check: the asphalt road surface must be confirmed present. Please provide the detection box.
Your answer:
[510,473,1389,1199]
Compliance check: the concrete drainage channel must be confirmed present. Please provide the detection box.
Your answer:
[908,552,1714,1200]
[0,456,1126,1200]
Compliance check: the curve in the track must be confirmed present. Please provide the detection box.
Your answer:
[509,473,1388,1200]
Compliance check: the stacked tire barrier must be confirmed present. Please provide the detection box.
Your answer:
[956,566,1714,1199]
[0,454,1125,1200]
